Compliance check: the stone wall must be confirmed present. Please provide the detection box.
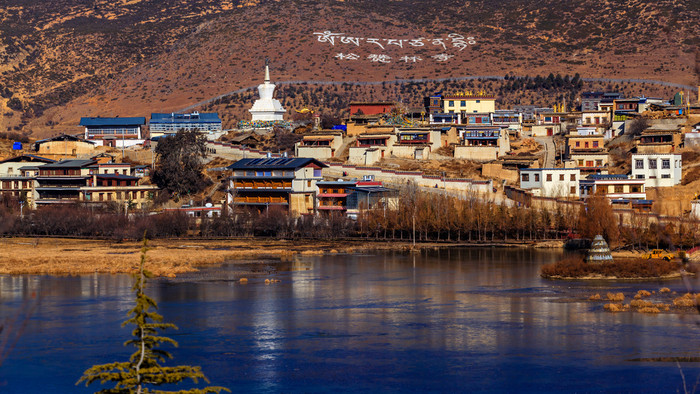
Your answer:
[483,163,518,183]
[295,146,333,160]
[454,146,497,162]
[324,163,493,194]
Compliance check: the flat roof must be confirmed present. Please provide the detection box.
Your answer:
[150,112,221,123]
[40,159,96,169]
[80,117,146,127]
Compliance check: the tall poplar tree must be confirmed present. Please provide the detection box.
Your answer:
[77,239,228,394]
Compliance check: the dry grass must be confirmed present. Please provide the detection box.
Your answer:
[604,303,629,312]
[673,293,700,308]
[630,299,654,308]
[0,237,421,276]
[607,292,625,302]
[541,256,688,279]
[660,287,671,293]
[637,290,651,297]
[589,293,601,301]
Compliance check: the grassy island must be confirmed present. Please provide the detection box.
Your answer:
[541,256,694,280]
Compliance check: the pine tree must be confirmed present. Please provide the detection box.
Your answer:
[77,239,229,394]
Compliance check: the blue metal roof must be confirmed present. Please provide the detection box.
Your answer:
[80,117,146,127]
[227,158,328,170]
[150,112,221,124]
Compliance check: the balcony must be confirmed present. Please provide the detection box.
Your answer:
[235,196,289,205]
[235,181,292,190]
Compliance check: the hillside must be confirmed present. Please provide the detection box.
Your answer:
[0,0,698,137]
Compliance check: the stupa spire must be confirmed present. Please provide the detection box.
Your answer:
[249,58,285,122]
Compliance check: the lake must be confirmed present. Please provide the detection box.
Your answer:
[1,247,700,393]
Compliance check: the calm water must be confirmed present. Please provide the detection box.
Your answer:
[2,248,700,393]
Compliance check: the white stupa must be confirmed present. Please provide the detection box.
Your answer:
[249,62,285,122]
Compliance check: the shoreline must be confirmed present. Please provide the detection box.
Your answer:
[0,237,564,276]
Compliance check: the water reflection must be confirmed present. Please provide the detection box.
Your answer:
[2,248,700,393]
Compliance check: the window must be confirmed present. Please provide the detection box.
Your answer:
[635,160,644,169]
[476,100,481,103]
[614,185,623,193]
[586,161,594,167]
[546,174,552,182]
[662,159,670,169]
[592,141,599,148]
[448,101,454,107]
[648,159,657,169]
[595,160,603,166]
[307,180,312,187]
[578,160,584,166]
[570,174,576,181]
[575,141,580,147]
[570,186,576,194]
[460,101,466,106]
[661,174,671,179]
[636,174,645,179]
[584,142,589,148]
[559,174,565,181]
[534,174,540,182]
[522,173,529,182]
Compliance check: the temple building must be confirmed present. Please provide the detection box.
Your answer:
[249,64,285,121]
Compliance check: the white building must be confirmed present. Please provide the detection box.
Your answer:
[519,168,580,198]
[249,65,285,122]
[294,132,344,160]
[579,174,646,200]
[630,153,682,188]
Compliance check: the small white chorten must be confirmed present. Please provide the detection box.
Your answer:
[249,63,285,122]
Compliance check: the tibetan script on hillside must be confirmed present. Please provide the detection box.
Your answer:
[313,32,476,51]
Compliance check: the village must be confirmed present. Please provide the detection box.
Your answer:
[1,65,700,244]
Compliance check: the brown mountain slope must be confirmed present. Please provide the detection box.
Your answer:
[0,0,697,136]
